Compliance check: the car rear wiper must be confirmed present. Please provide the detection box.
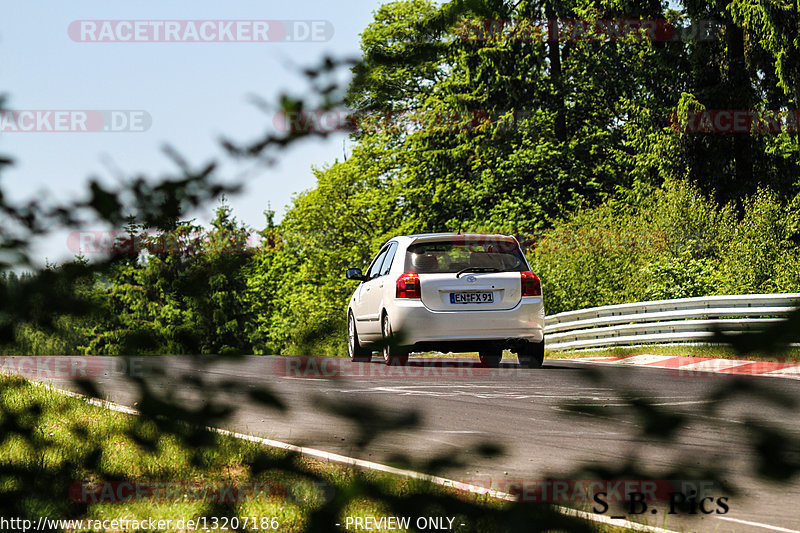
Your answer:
[456,267,503,278]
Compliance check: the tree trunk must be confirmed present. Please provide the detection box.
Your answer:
[545,0,567,142]
[726,20,754,205]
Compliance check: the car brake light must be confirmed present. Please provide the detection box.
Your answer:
[521,271,541,296]
[396,272,421,298]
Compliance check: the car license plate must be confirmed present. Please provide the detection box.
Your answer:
[450,291,494,304]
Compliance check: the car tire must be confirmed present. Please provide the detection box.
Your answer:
[382,313,408,366]
[478,349,502,368]
[348,313,372,362]
[517,339,544,369]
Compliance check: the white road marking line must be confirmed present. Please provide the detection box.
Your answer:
[717,516,800,533]
[601,399,716,407]
[556,506,681,533]
[423,430,484,434]
[614,355,676,365]
[33,380,681,533]
[418,437,463,447]
[334,384,625,400]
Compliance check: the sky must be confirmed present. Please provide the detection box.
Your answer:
[0,1,387,266]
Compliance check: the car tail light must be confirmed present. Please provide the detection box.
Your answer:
[396,272,421,298]
[521,271,541,296]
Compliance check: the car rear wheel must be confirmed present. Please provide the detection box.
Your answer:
[517,339,544,369]
[478,349,502,368]
[382,313,408,366]
[348,313,372,362]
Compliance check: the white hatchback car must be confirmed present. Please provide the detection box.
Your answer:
[345,233,545,367]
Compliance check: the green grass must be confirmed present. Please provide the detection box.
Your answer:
[0,375,639,532]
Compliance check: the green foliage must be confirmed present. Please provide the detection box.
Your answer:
[530,180,800,315]
[632,254,718,302]
[92,201,255,355]
[716,190,800,294]
[0,260,103,355]
[527,202,652,313]
[244,150,404,355]
[1,200,256,356]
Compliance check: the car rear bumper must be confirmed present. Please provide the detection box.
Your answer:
[390,297,545,346]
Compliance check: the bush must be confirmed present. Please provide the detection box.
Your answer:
[530,180,800,315]
[716,190,800,294]
[627,254,718,302]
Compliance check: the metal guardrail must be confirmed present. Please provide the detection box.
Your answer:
[544,293,800,351]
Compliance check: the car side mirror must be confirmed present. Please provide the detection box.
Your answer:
[346,268,365,281]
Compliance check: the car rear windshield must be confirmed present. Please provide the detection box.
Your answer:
[404,239,527,274]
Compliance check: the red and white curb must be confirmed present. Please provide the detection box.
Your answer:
[584,354,800,379]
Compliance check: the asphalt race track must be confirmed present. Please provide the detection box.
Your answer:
[31,355,800,533]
